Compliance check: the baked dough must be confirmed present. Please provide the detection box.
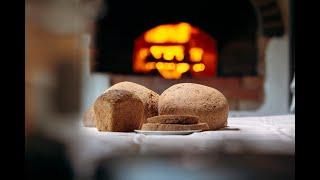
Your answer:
[106,81,159,128]
[141,123,209,131]
[158,83,229,130]
[94,89,144,132]
[147,115,199,124]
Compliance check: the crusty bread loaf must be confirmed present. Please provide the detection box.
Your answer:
[106,81,159,128]
[82,105,96,127]
[94,89,144,132]
[147,115,199,124]
[141,123,209,131]
[158,83,229,130]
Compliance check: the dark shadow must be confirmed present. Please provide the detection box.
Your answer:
[219,126,241,131]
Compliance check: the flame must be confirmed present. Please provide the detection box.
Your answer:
[133,22,218,79]
[155,62,190,79]
[150,45,184,61]
[176,63,190,73]
[189,47,203,62]
[138,48,149,60]
[145,62,156,70]
[192,63,206,72]
[144,22,192,43]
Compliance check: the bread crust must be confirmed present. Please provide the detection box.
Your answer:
[94,89,144,132]
[159,83,229,130]
[147,115,199,124]
[141,123,209,131]
[106,82,159,128]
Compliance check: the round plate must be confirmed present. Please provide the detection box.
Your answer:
[134,129,202,135]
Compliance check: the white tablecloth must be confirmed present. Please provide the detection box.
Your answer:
[69,114,295,179]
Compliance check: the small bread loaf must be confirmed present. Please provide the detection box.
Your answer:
[159,83,229,130]
[141,123,209,131]
[147,115,199,124]
[94,89,144,132]
[106,81,159,128]
[82,105,96,127]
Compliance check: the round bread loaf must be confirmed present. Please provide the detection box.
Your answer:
[106,81,159,128]
[82,105,96,127]
[141,123,209,131]
[147,115,199,124]
[94,89,144,132]
[158,83,229,130]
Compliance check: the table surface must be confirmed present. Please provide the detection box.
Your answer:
[68,114,295,178]
[77,114,294,153]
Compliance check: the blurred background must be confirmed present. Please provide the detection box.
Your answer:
[25,0,294,179]
[95,0,293,116]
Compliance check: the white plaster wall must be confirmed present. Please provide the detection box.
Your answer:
[229,34,290,117]
[256,35,290,115]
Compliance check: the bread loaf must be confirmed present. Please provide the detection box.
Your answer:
[106,81,159,128]
[94,89,144,132]
[158,83,229,130]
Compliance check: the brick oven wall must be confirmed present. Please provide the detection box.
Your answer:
[109,74,264,111]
